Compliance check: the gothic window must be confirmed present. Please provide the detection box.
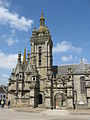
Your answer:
[38,46,42,66]
[80,76,86,94]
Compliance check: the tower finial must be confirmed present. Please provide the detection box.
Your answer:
[40,11,45,27]
[80,57,83,64]
[81,57,82,62]
[23,48,26,65]
[41,10,44,17]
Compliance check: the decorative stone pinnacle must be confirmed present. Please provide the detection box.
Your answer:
[27,51,30,62]
[23,48,26,65]
[18,51,21,64]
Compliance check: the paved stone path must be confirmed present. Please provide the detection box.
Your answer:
[0,107,90,120]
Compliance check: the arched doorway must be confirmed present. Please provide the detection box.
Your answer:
[38,94,42,104]
[54,92,65,109]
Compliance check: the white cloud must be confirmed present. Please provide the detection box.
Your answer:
[2,74,9,79]
[0,0,10,8]
[11,29,16,34]
[53,41,82,54]
[2,32,19,46]
[0,50,18,69]
[6,37,19,46]
[0,73,10,85]
[0,0,33,31]
[82,58,87,63]
[61,55,72,62]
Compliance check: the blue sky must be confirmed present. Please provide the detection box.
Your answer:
[0,0,90,85]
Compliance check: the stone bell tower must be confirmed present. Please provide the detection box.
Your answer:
[30,12,53,92]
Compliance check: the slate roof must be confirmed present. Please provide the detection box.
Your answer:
[57,64,78,76]
[53,63,90,77]
[0,86,7,94]
[73,62,85,74]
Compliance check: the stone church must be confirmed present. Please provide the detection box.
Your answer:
[8,13,90,109]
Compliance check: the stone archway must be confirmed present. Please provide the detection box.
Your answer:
[54,92,65,109]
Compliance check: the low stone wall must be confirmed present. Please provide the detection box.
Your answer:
[13,98,30,107]
[75,104,87,109]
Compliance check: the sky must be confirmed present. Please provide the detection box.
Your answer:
[0,0,90,85]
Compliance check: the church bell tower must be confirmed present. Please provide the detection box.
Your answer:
[30,12,53,91]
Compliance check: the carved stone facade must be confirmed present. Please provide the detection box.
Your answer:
[8,13,90,109]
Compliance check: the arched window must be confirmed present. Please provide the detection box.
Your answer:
[38,46,42,66]
[80,76,86,94]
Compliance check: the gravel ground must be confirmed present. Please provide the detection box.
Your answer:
[0,106,90,120]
